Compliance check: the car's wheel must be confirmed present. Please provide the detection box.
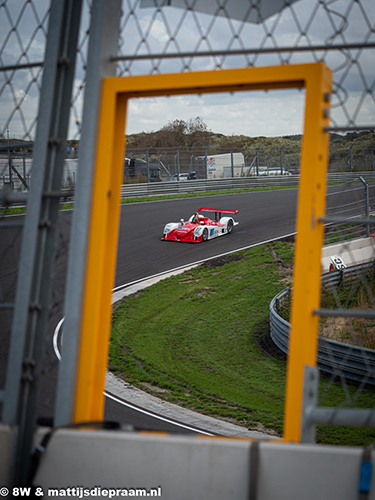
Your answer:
[202,228,208,242]
[227,219,233,234]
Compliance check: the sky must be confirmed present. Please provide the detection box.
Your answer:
[0,0,373,140]
[125,89,306,137]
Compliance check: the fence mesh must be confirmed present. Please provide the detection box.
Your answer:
[0,0,374,439]
[0,0,86,420]
[117,0,375,130]
[117,0,375,442]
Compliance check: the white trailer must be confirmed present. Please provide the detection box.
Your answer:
[195,152,245,179]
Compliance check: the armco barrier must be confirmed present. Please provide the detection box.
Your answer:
[270,263,375,385]
[120,175,301,197]
[120,172,375,198]
[3,170,373,197]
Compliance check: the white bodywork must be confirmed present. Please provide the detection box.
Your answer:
[187,215,238,240]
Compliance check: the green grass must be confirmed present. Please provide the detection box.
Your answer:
[0,206,28,216]
[0,201,73,216]
[110,241,375,445]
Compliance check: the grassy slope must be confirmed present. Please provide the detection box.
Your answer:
[110,241,375,445]
[110,244,289,436]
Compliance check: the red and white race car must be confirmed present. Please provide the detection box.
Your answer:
[161,207,239,243]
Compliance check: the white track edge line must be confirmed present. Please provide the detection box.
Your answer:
[104,392,214,436]
[52,232,296,434]
[112,231,296,292]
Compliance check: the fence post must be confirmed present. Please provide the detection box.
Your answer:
[359,176,370,237]
[8,151,13,188]
[3,0,85,485]
[54,0,122,427]
[280,145,285,175]
[146,146,152,183]
[205,144,210,180]
[283,64,332,443]
[231,147,236,177]
[177,145,182,180]
[256,146,261,176]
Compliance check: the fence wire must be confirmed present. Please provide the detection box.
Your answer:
[117,0,375,131]
[0,0,374,440]
[1,0,374,143]
[0,208,72,420]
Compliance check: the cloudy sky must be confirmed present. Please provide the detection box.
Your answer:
[0,0,373,140]
[126,89,306,137]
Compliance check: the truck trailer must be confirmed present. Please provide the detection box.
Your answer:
[195,152,245,179]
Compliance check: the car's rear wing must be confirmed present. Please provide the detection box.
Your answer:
[198,207,239,220]
[199,207,239,215]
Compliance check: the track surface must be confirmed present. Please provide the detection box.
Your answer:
[115,189,298,286]
[1,184,370,431]
[108,189,297,432]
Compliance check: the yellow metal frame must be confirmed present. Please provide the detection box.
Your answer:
[74,63,332,443]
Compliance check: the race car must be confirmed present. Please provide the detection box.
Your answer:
[161,207,239,243]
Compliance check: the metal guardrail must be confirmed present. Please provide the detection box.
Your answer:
[270,263,375,385]
[120,175,301,197]
[2,171,374,199]
[120,172,375,198]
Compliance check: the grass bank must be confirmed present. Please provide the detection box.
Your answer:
[110,240,375,445]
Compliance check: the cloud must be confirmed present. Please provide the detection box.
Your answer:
[1,0,374,140]
[126,89,306,136]
[139,16,170,45]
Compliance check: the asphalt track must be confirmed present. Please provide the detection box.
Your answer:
[109,188,299,431]
[1,184,370,432]
[115,188,298,287]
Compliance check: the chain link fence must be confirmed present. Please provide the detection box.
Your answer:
[1,0,374,141]
[0,0,374,442]
[124,144,374,182]
[117,0,375,444]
